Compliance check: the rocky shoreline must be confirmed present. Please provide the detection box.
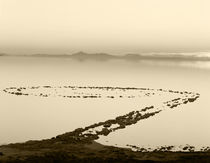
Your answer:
[0,86,206,162]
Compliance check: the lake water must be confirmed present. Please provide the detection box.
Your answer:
[0,56,210,150]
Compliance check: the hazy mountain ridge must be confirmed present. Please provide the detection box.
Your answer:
[1,51,210,61]
[31,51,210,61]
[70,51,117,61]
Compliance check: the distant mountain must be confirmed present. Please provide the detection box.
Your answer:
[69,52,210,61]
[70,51,117,61]
[1,51,210,61]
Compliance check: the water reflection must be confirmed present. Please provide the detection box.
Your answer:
[140,60,210,70]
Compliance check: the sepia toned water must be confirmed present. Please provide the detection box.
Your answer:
[0,56,210,150]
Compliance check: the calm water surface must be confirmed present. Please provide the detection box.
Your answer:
[0,56,210,149]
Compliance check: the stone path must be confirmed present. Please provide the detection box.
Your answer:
[3,86,200,151]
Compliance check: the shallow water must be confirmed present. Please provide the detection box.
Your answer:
[0,56,210,150]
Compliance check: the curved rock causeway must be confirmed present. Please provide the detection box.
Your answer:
[3,86,200,146]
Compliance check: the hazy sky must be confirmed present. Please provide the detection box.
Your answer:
[1,0,210,54]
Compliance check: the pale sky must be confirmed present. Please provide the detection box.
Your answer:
[0,0,210,54]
